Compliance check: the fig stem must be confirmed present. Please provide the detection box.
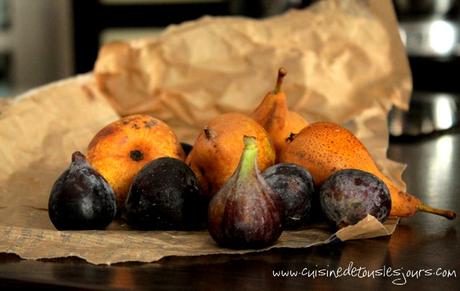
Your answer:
[71,151,86,163]
[417,203,456,220]
[239,136,258,179]
[274,67,287,94]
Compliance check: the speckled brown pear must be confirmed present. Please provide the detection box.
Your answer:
[279,122,456,219]
[87,114,185,210]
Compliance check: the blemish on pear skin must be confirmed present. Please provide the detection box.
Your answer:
[129,150,144,161]
[143,120,157,128]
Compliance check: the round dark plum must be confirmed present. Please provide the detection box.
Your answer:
[263,163,315,229]
[319,169,391,228]
[125,157,207,230]
[48,152,117,230]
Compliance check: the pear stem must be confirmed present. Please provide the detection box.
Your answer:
[238,136,258,179]
[204,126,217,140]
[286,132,298,143]
[417,203,456,220]
[274,67,287,94]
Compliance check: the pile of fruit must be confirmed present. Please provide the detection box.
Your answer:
[48,68,456,249]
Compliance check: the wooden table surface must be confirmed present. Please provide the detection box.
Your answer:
[1,130,459,290]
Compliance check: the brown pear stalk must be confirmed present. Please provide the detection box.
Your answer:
[252,68,308,158]
[279,122,456,219]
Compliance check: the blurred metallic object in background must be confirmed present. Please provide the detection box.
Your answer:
[394,0,457,17]
[389,92,459,136]
[390,0,460,136]
[399,19,459,57]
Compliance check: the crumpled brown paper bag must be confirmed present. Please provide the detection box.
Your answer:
[0,0,411,264]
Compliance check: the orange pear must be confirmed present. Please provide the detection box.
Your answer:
[186,113,275,198]
[251,68,308,158]
[279,121,456,219]
[87,114,185,209]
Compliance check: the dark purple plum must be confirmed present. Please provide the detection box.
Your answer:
[319,169,391,228]
[48,151,117,230]
[262,163,315,229]
[125,157,207,230]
